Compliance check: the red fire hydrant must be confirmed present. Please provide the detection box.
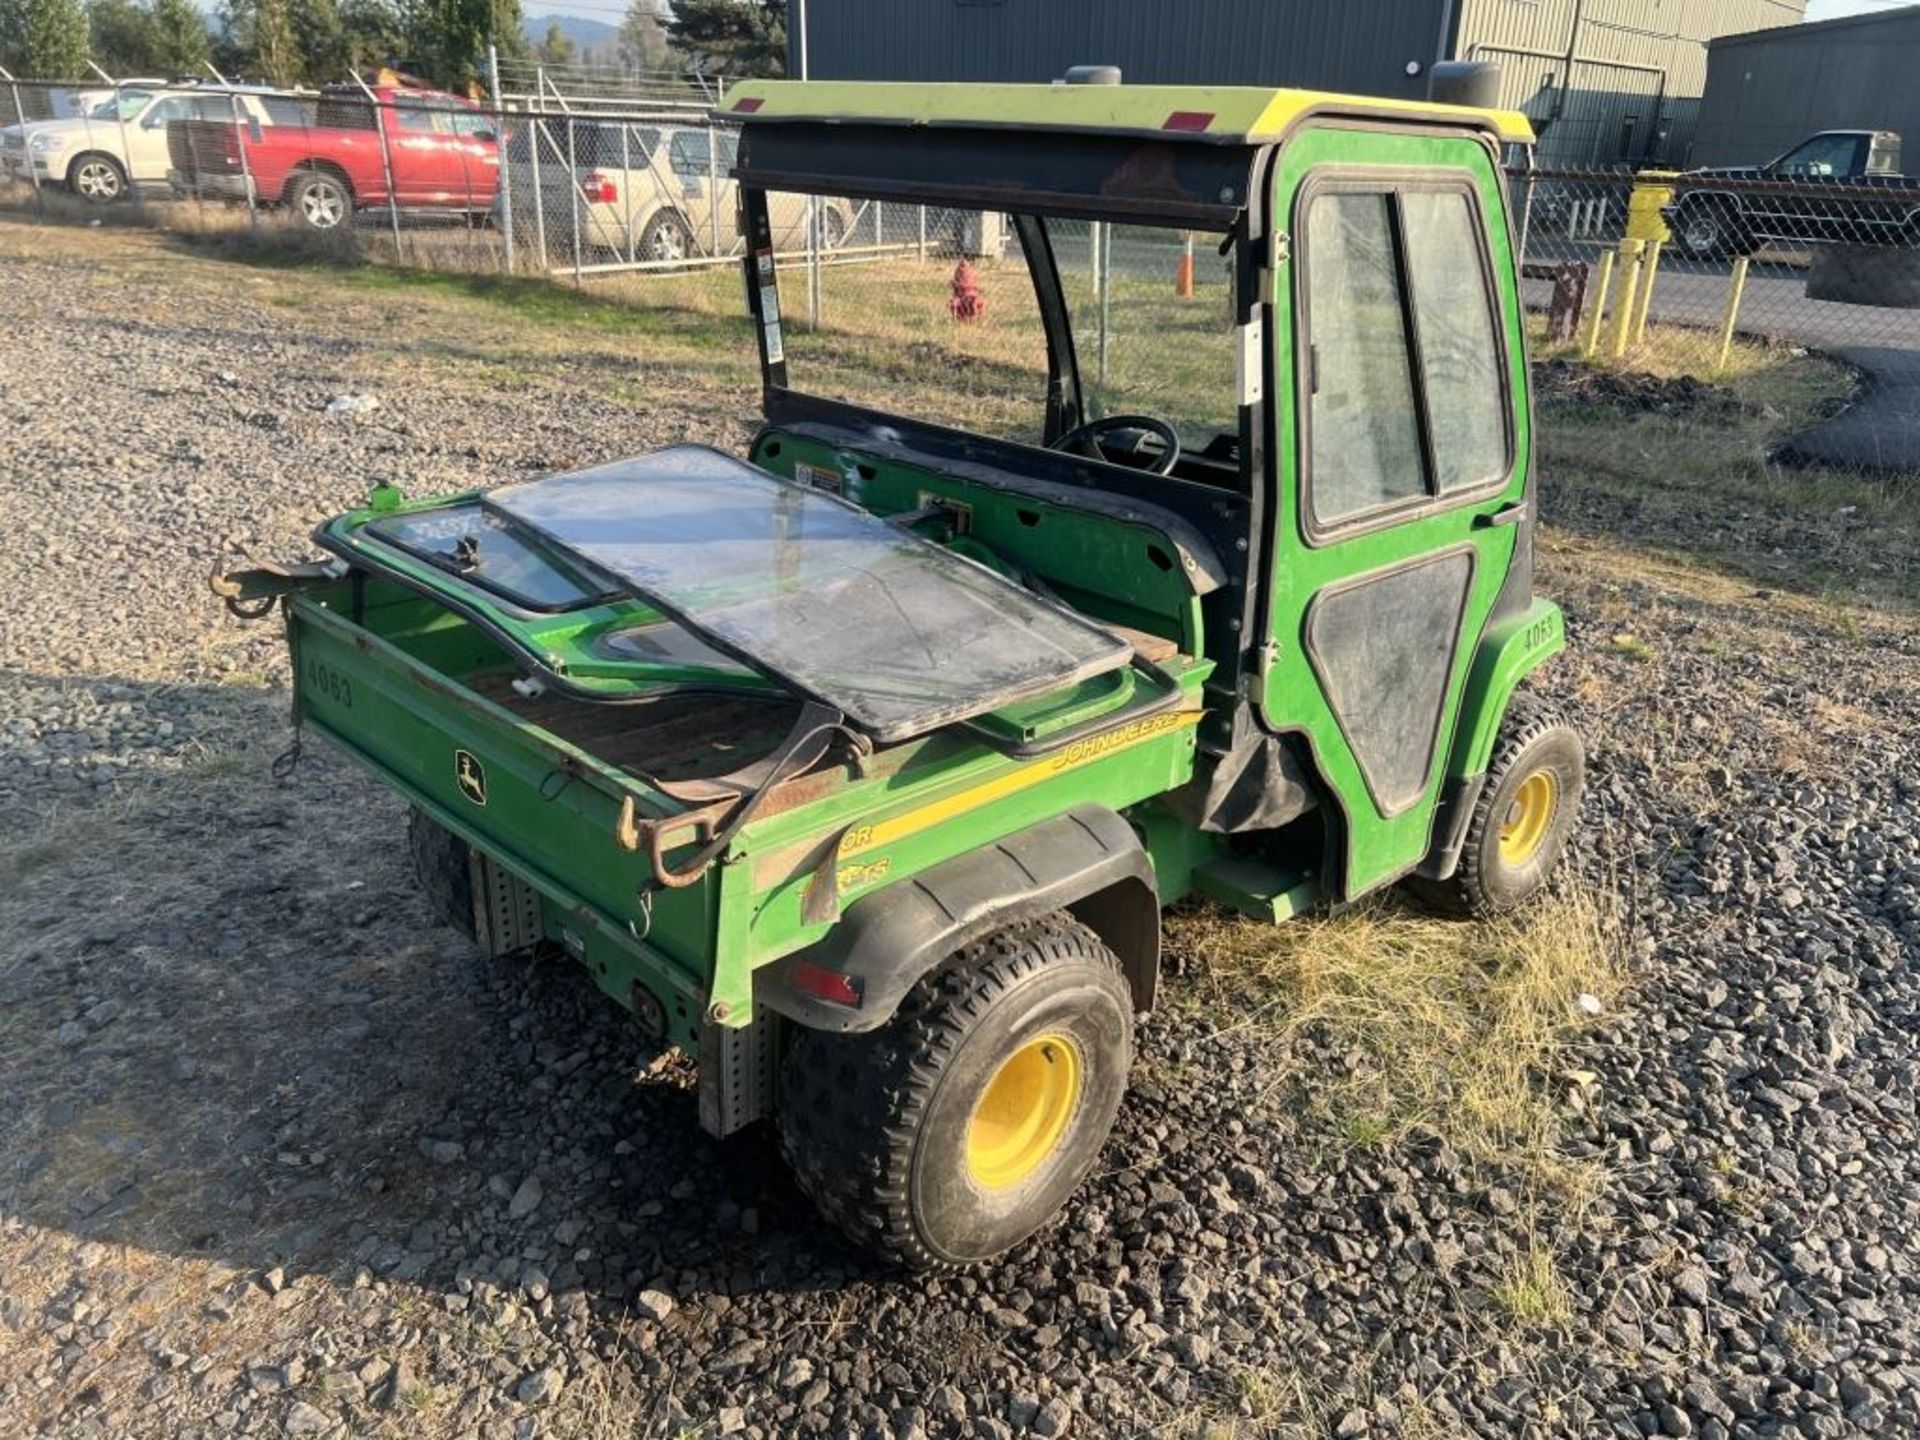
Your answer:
[949,259,986,323]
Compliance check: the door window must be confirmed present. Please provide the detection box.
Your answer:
[1301,178,1510,533]
[1402,192,1508,494]
[1303,192,1425,524]
[1773,134,1860,178]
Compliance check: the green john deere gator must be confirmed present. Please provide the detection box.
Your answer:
[220,75,1583,1268]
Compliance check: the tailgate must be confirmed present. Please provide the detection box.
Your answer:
[287,592,718,1002]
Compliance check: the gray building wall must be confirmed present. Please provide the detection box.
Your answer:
[790,0,1805,167]
[1456,0,1801,167]
[1690,7,1920,169]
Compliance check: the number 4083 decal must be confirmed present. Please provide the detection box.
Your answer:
[304,657,353,709]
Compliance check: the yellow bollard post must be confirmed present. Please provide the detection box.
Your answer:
[1607,238,1646,361]
[1580,248,1616,359]
[1630,238,1663,347]
[1716,256,1752,372]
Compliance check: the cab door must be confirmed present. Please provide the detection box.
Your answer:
[1263,123,1530,899]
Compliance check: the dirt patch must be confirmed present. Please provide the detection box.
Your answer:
[1533,357,1755,420]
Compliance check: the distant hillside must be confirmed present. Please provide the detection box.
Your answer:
[522,13,621,52]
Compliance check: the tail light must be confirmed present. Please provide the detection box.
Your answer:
[580,171,616,204]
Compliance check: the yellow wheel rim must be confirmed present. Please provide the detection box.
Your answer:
[1499,770,1559,867]
[967,1033,1083,1190]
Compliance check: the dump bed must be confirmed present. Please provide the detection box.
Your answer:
[287,572,1207,1054]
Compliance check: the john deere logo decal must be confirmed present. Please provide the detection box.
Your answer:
[454,750,487,806]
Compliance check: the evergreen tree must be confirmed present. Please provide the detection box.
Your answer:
[87,0,154,73]
[147,0,209,73]
[616,0,666,76]
[535,18,568,66]
[0,0,94,77]
[289,0,348,79]
[337,0,405,73]
[666,0,783,78]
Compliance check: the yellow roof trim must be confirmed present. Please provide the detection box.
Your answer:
[723,80,1533,148]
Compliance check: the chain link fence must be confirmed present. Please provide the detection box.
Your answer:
[3,65,1917,482]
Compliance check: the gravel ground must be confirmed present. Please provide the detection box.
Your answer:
[2,219,1919,1440]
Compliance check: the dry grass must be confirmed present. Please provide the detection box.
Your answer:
[1490,1245,1575,1330]
[1169,886,1622,1203]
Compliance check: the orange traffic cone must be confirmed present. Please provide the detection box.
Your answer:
[1175,239,1195,299]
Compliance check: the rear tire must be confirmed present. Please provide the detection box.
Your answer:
[1417,698,1584,918]
[408,808,475,939]
[68,153,126,204]
[778,913,1134,1269]
[287,170,352,232]
[637,209,694,265]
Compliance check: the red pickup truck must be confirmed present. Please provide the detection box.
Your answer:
[168,85,501,230]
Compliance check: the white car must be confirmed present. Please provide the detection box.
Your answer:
[1,86,282,202]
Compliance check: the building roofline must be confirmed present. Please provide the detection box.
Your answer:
[1710,3,1920,50]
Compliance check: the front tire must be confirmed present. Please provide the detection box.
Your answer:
[1674,199,1750,261]
[1432,698,1585,917]
[69,154,126,204]
[779,913,1134,1269]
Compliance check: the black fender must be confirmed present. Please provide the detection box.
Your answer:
[757,805,1160,1034]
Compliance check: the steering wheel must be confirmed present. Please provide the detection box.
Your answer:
[1050,413,1182,476]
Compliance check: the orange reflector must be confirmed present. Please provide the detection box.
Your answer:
[1163,111,1214,132]
[792,960,863,1008]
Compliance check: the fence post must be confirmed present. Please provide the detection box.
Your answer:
[619,120,635,264]
[917,204,927,263]
[354,75,403,253]
[806,199,822,329]
[1716,257,1751,372]
[88,65,137,210]
[1516,151,1536,263]
[564,113,582,288]
[529,115,548,272]
[707,119,721,257]
[487,45,515,274]
[1098,219,1112,388]
[226,90,259,231]
[1,67,45,214]
[1629,238,1662,346]
[1606,238,1646,361]
[1579,248,1616,359]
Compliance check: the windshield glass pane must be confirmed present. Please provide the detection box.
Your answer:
[1049,218,1239,445]
[367,503,614,611]
[764,196,1237,451]
[490,446,1131,741]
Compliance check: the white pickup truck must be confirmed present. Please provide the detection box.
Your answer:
[1,85,284,202]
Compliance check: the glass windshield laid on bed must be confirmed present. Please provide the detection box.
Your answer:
[488,446,1132,742]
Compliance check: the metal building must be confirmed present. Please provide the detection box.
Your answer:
[789,0,1804,167]
[1689,6,1920,169]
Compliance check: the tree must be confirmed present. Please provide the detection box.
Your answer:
[535,18,567,66]
[87,0,154,72]
[336,0,405,72]
[616,0,666,76]
[666,0,783,77]
[147,0,209,73]
[220,0,300,81]
[0,0,93,77]
[288,0,348,79]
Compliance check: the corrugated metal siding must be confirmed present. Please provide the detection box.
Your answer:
[1691,13,1920,167]
[1454,0,1806,167]
[796,0,1807,166]
[801,0,1448,96]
